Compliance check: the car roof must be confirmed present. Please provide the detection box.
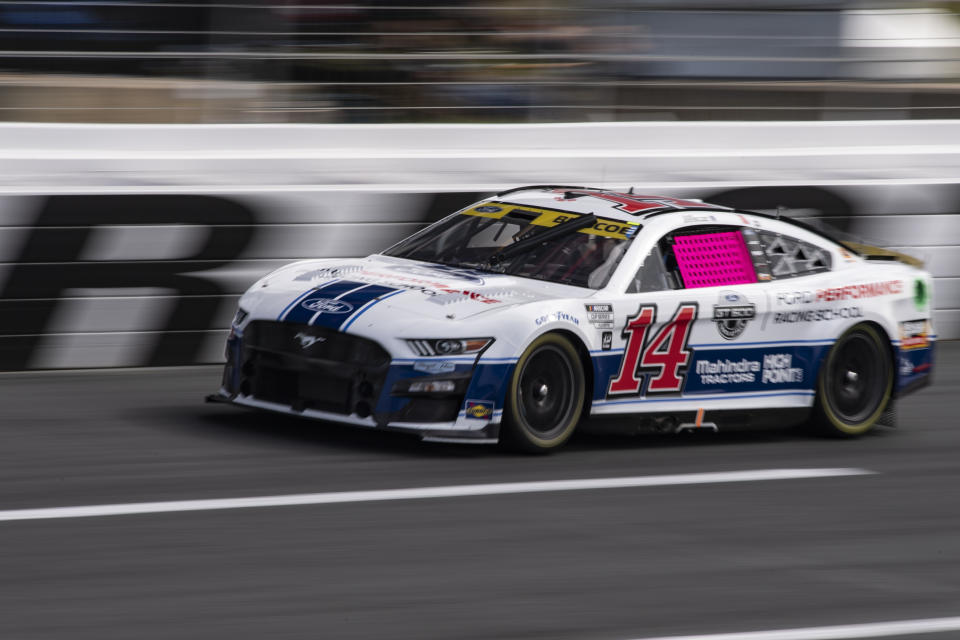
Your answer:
[495,185,733,223]
[493,185,852,252]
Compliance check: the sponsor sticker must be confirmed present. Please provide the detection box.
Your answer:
[474,205,503,214]
[601,331,613,351]
[584,303,614,329]
[899,319,931,350]
[682,213,717,224]
[776,290,816,306]
[777,281,904,305]
[899,356,915,377]
[464,400,494,421]
[816,280,903,302]
[773,307,863,323]
[414,361,457,374]
[294,265,362,281]
[301,298,354,314]
[712,291,755,340]
[693,353,803,385]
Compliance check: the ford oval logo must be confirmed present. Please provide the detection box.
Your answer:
[301,298,354,314]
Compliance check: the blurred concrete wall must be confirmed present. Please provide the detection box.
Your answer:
[0,121,956,369]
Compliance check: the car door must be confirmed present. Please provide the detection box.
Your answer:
[605,222,773,402]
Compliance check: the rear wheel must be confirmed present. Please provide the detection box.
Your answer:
[501,334,586,453]
[812,323,893,437]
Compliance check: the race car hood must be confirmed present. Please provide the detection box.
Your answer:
[242,255,584,330]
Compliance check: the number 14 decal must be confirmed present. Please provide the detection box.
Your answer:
[607,303,697,397]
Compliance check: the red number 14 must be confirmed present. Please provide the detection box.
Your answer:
[608,303,697,396]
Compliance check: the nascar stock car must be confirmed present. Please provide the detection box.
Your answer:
[210,186,935,452]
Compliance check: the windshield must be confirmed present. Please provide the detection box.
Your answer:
[383,202,640,289]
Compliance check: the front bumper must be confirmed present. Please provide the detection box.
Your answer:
[216,319,507,443]
[206,390,501,444]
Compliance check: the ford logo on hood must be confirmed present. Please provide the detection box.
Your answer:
[301,298,354,314]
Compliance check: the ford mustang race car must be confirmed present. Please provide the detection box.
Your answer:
[210,186,935,451]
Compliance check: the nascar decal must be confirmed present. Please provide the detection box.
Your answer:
[607,302,697,397]
[280,280,400,328]
[585,303,614,329]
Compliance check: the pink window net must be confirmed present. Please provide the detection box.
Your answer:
[672,231,757,288]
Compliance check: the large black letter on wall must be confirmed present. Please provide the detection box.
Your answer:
[0,195,256,370]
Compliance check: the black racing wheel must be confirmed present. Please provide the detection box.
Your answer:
[501,333,586,453]
[812,323,893,437]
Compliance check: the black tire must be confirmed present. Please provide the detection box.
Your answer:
[500,333,586,453]
[812,323,893,437]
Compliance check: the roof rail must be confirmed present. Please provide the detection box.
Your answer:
[496,184,588,197]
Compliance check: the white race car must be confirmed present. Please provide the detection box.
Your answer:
[211,186,935,451]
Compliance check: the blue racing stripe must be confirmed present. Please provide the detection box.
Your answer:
[342,289,406,332]
[308,283,400,330]
[277,279,341,321]
[282,280,376,325]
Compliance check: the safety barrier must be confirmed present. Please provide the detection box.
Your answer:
[0,121,956,369]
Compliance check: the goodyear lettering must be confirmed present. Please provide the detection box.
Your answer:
[536,311,580,326]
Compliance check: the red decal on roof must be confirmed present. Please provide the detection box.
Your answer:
[553,190,726,215]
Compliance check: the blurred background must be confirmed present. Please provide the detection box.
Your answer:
[2,0,960,123]
[1,0,959,370]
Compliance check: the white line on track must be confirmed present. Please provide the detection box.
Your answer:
[626,616,960,640]
[0,468,871,523]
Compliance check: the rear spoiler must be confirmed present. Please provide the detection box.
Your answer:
[841,241,924,269]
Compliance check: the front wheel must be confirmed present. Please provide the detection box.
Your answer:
[812,323,893,437]
[501,333,586,453]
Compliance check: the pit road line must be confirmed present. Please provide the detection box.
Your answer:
[0,468,871,522]
[626,615,960,640]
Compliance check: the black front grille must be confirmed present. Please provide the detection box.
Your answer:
[244,321,390,367]
[238,321,391,415]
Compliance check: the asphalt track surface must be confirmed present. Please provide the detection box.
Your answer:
[1,345,959,640]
